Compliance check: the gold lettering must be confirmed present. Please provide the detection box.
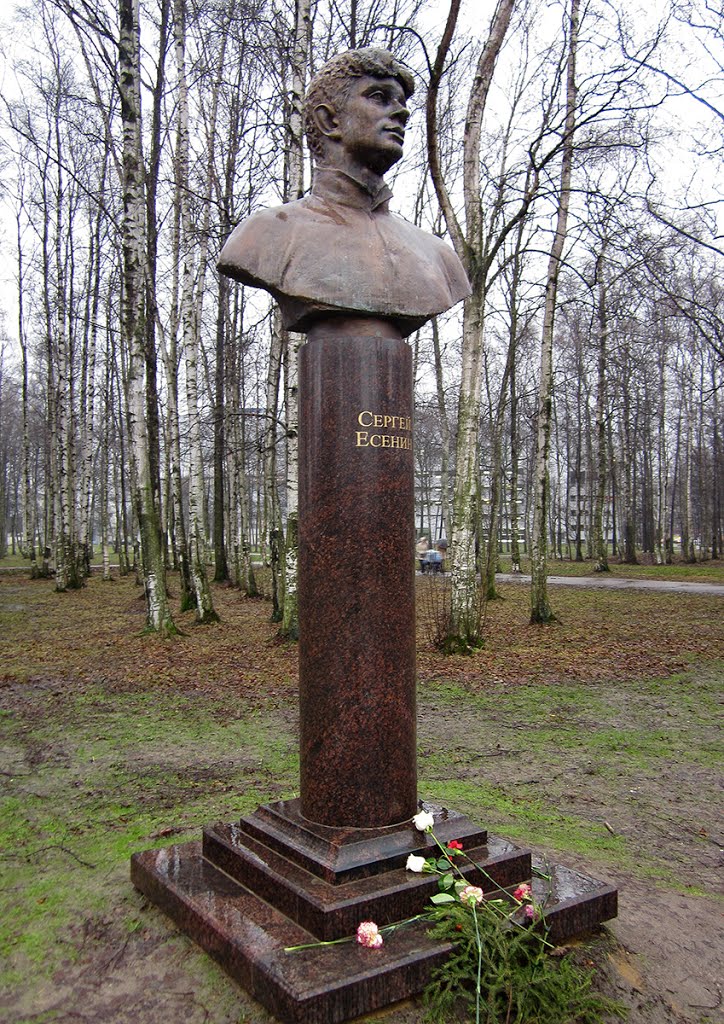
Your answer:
[381,434,391,447]
[390,435,401,449]
[356,410,411,430]
[370,433,382,447]
[356,431,369,447]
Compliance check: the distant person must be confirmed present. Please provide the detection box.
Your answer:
[416,535,429,572]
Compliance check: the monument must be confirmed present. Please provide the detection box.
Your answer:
[131,48,616,1024]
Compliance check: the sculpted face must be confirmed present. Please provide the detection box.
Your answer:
[314,75,410,178]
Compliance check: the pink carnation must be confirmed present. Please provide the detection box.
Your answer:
[459,885,484,906]
[513,883,532,902]
[356,921,384,948]
[524,904,539,921]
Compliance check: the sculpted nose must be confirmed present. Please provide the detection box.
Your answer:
[391,101,410,126]
[397,104,410,126]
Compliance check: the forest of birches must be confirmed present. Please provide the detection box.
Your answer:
[0,0,721,643]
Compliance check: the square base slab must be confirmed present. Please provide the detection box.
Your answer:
[131,802,617,1024]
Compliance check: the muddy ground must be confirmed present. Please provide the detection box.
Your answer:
[0,572,722,1024]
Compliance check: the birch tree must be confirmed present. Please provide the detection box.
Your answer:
[529,0,579,623]
[280,0,311,641]
[118,0,177,634]
[173,0,219,624]
[427,0,516,652]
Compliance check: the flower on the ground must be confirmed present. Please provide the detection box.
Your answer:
[406,854,427,872]
[413,809,435,832]
[447,840,464,853]
[513,883,533,902]
[524,904,540,921]
[356,921,384,948]
[459,884,484,906]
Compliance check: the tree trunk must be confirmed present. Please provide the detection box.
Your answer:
[264,312,285,621]
[118,0,177,635]
[16,198,38,577]
[427,0,515,651]
[431,317,452,544]
[530,0,579,623]
[279,0,310,639]
[592,252,610,571]
[173,0,218,623]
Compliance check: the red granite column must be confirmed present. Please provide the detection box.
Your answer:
[298,319,417,827]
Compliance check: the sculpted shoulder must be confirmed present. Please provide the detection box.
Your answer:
[217,202,310,291]
[217,195,470,335]
[385,214,470,301]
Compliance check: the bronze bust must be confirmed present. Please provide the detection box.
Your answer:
[217,48,470,336]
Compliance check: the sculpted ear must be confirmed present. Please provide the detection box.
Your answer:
[312,103,341,141]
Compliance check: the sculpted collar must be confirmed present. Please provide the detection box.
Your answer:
[311,168,393,213]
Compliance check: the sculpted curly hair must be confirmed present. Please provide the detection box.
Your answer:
[304,48,415,163]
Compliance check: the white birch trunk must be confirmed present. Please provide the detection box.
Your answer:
[78,201,101,577]
[265,311,285,620]
[447,296,485,650]
[427,0,515,650]
[229,321,258,597]
[431,317,452,544]
[593,254,610,571]
[280,0,310,639]
[530,0,580,623]
[173,0,218,623]
[654,340,669,564]
[16,202,38,575]
[119,0,176,634]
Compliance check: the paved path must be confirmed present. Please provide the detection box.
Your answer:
[495,573,724,596]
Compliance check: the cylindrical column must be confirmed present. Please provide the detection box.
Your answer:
[298,321,417,827]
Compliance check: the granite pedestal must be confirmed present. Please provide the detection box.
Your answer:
[298,325,416,827]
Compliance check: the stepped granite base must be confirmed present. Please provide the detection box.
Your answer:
[131,800,617,1024]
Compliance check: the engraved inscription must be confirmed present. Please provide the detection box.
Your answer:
[355,410,412,451]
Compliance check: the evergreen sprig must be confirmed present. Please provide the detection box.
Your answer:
[422,901,627,1024]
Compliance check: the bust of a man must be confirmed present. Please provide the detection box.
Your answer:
[217,48,470,337]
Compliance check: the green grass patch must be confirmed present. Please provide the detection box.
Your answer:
[418,666,723,889]
[0,687,299,987]
[421,777,629,863]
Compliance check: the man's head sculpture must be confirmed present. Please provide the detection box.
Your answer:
[303,48,415,178]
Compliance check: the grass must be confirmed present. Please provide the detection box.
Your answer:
[0,686,300,988]
[417,667,722,888]
[2,662,720,988]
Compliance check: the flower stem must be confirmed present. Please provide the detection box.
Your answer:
[472,903,482,1024]
[284,935,352,952]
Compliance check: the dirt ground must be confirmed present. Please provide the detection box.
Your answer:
[1,572,722,1024]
